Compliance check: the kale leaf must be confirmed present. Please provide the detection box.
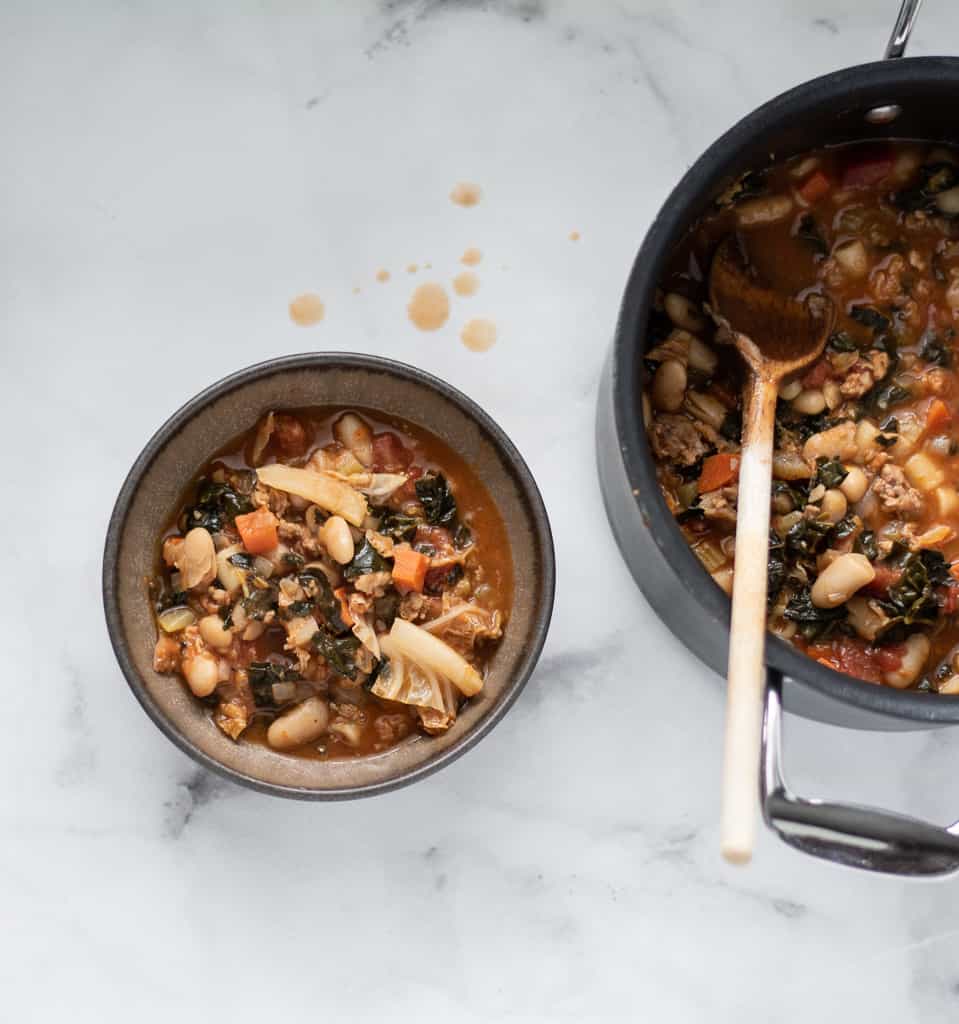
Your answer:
[796,214,828,257]
[767,529,786,607]
[297,567,349,634]
[812,457,848,490]
[827,331,859,353]
[312,627,361,679]
[893,162,959,214]
[242,581,278,621]
[783,589,848,641]
[849,305,891,333]
[247,661,299,708]
[375,509,421,543]
[343,538,392,580]
[183,479,253,533]
[415,472,458,527]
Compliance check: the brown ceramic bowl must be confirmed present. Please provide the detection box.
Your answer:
[103,353,554,799]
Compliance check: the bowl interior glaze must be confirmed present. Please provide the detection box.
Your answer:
[104,353,554,797]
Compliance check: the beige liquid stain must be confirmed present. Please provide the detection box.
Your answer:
[407,263,419,273]
[450,182,482,207]
[569,230,581,241]
[461,247,482,266]
[289,293,325,326]
[352,286,361,295]
[408,282,450,331]
[376,269,390,283]
[453,271,479,297]
[461,318,497,352]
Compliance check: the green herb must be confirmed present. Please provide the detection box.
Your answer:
[768,529,786,607]
[312,627,360,678]
[919,330,953,368]
[827,331,858,353]
[376,509,421,543]
[880,548,950,629]
[893,162,959,214]
[155,587,188,614]
[343,538,392,581]
[855,529,878,561]
[298,567,349,634]
[364,656,388,692]
[866,381,911,415]
[182,479,253,533]
[850,305,891,333]
[785,517,835,561]
[242,582,278,621]
[453,523,473,549]
[228,551,255,571]
[415,472,458,527]
[783,589,848,641]
[282,550,305,571]
[812,457,848,490]
[247,661,299,707]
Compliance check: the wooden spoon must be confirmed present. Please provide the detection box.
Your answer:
[709,233,835,865]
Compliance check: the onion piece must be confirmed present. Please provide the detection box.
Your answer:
[388,618,483,696]
[157,607,196,633]
[256,464,368,527]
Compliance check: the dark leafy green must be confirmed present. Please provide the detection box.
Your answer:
[373,592,400,629]
[919,330,953,368]
[415,473,458,527]
[343,538,392,580]
[865,381,911,416]
[720,410,742,442]
[298,567,349,634]
[247,661,299,708]
[453,523,473,549]
[768,529,786,607]
[783,589,848,641]
[242,582,278,621]
[827,331,858,353]
[893,162,959,214]
[312,627,361,679]
[715,169,767,209]
[879,547,951,630]
[796,214,828,257]
[812,457,848,490]
[375,509,421,543]
[849,305,891,333]
[183,479,253,533]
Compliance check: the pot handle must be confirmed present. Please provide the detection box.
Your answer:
[761,671,959,875]
[884,0,923,59]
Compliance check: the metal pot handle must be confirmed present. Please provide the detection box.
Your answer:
[885,0,923,59]
[761,672,959,875]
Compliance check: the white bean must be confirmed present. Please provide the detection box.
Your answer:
[333,412,373,466]
[652,359,687,412]
[820,488,848,523]
[198,615,233,650]
[182,651,219,697]
[803,421,857,464]
[823,380,842,411]
[904,451,945,492]
[736,194,793,226]
[840,465,869,503]
[938,674,959,695]
[684,391,727,431]
[778,379,802,401]
[319,515,355,564]
[811,553,876,609]
[832,238,869,279]
[773,451,813,481]
[846,597,885,643]
[176,527,217,591]
[664,292,707,333]
[883,634,930,689]
[267,697,331,750]
[937,186,959,216]
[792,389,826,416]
[687,337,718,375]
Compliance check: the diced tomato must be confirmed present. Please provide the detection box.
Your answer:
[333,587,354,627]
[815,637,883,683]
[801,359,833,389]
[798,170,831,205]
[390,463,423,505]
[862,563,901,598]
[925,398,952,434]
[272,414,308,456]
[371,432,414,472]
[840,145,894,189]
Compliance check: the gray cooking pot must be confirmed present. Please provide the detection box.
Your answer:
[596,0,959,874]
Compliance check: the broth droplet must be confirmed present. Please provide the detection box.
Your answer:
[407,263,419,273]
[461,247,482,266]
[376,269,390,283]
[408,282,450,331]
[569,230,580,241]
[450,182,482,207]
[453,271,479,297]
[289,293,325,326]
[461,318,497,352]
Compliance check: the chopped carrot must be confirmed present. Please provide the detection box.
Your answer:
[798,170,831,205]
[925,398,952,434]
[234,508,279,555]
[697,453,740,494]
[334,586,354,627]
[391,544,429,594]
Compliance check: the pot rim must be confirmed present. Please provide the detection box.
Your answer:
[103,351,556,798]
[613,56,959,724]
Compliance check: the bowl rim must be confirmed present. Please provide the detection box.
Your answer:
[102,351,556,798]
[613,56,959,724]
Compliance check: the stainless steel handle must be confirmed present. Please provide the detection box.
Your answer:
[761,672,959,876]
[885,0,923,59]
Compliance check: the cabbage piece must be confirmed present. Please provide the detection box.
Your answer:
[256,464,368,527]
[373,636,460,735]
[388,618,483,696]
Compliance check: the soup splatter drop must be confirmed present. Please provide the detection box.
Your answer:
[461,247,482,266]
[461,318,497,352]
[376,269,390,283]
[408,282,450,331]
[453,271,479,297]
[289,293,325,326]
[450,182,482,207]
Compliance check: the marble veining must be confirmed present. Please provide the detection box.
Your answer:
[5,1,959,1021]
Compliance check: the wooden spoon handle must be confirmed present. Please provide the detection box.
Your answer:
[720,374,779,864]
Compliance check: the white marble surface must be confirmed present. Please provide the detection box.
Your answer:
[6,2,959,1020]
